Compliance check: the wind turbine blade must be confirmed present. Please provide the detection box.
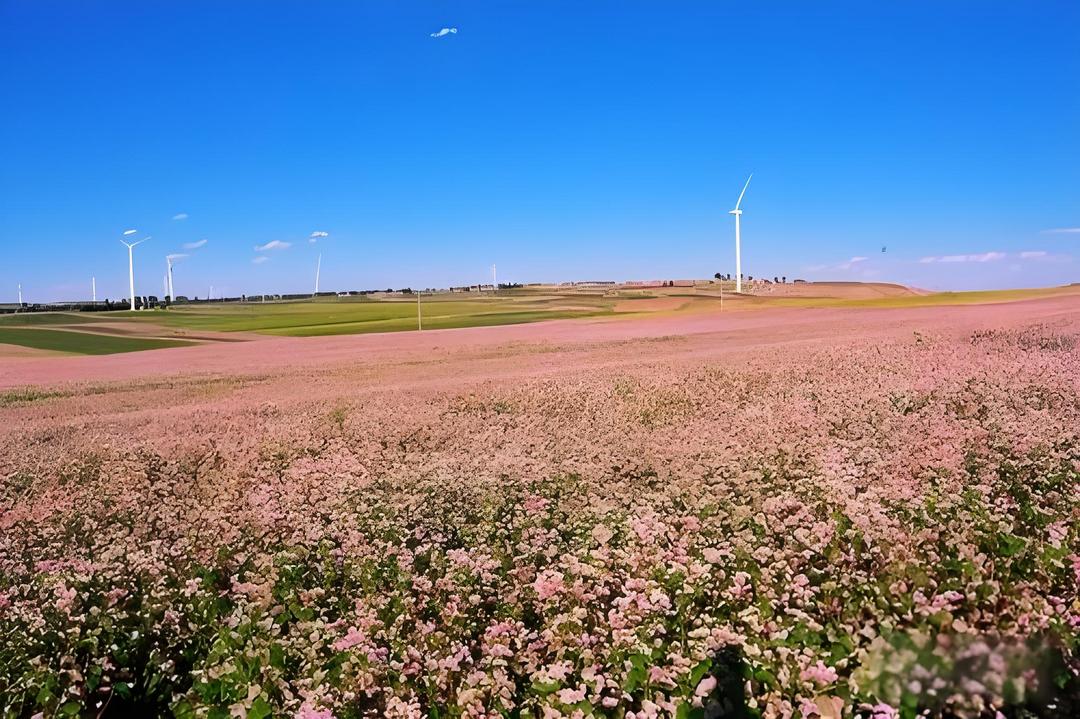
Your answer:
[735,174,753,210]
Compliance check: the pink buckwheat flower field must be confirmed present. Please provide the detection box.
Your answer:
[1,296,1077,719]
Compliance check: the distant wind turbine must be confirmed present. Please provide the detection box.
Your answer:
[492,263,497,293]
[729,174,752,293]
[17,284,22,305]
[166,255,176,302]
[314,253,322,295]
[120,232,150,310]
[92,276,96,303]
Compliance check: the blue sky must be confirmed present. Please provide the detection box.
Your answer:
[2,1,1078,301]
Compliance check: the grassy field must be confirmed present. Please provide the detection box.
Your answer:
[0,328,192,355]
[1,284,1076,355]
[124,293,617,336]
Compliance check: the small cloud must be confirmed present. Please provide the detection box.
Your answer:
[182,239,208,250]
[1041,227,1080,234]
[431,27,458,38]
[172,212,189,221]
[836,256,868,270]
[922,252,1006,263]
[252,256,269,265]
[1020,251,1048,259]
[166,253,188,261]
[255,240,291,251]
[310,230,329,244]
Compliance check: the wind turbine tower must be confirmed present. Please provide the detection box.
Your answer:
[729,174,752,293]
[314,254,322,295]
[492,264,497,293]
[17,284,22,305]
[166,256,176,302]
[92,277,96,303]
[120,230,149,310]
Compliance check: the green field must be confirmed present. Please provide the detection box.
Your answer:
[125,294,616,336]
[0,328,192,355]
[2,284,1076,356]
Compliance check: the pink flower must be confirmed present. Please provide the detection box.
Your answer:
[533,570,564,600]
[55,584,76,614]
[695,675,717,697]
[296,705,335,719]
[557,685,587,704]
[332,626,364,651]
[800,660,838,686]
[702,547,725,564]
[871,703,899,719]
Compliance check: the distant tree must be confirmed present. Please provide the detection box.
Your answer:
[714,273,722,280]
[774,276,779,284]
[782,276,787,283]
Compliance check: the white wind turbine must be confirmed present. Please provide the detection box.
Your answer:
[314,253,322,295]
[729,174,752,293]
[165,254,186,302]
[120,230,150,310]
[166,259,175,302]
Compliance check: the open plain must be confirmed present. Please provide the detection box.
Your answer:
[1,288,1078,718]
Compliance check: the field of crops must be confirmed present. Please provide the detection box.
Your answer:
[0,297,1077,719]
[0,327,192,355]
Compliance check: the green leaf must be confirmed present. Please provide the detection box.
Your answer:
[689,659,712,688]
[998,533,1026,557]
[172,700,197,719]
[270,643,285,670]
[249,696,272,719]
[61,702,81,716]
[676,703,706,719]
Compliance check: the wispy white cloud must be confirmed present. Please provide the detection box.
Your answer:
[1020,251,1048,259]
[172,212,189,221]
[1041,227,1080,234]
[431,27,458,38]
[182,239,208,250]
[252,256,269,265]
[255,240,291,251]
[920,252,1006,264]
[309,230,329,244]
[166,253,188,261]
[836,256,868,270]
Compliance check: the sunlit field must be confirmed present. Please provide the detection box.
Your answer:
[3,284,1078,355]
[1,292,1076,718]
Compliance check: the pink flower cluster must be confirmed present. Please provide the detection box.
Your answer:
[0,316,1077,717]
